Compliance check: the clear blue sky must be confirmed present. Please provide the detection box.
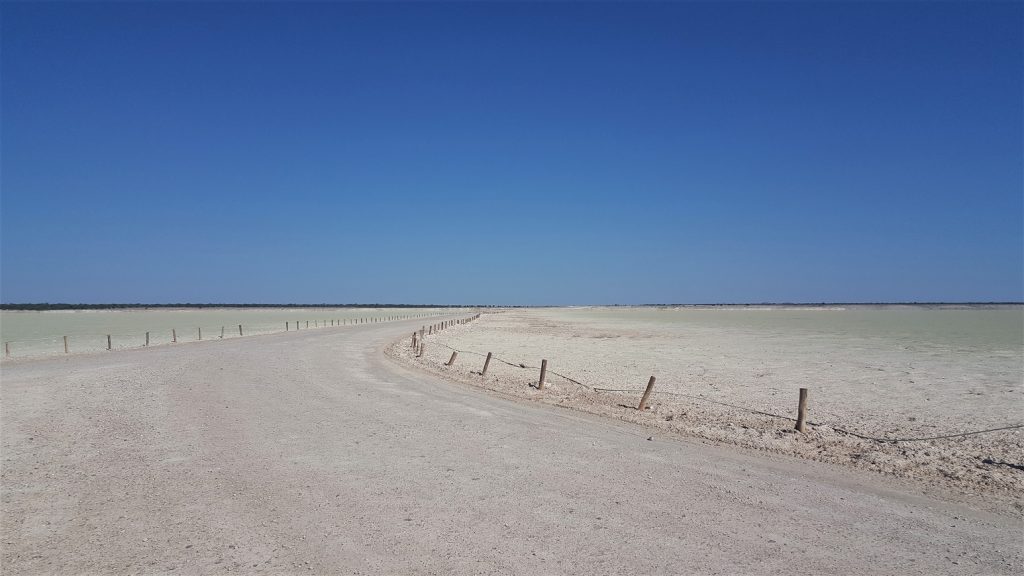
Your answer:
[2,2,1021,305]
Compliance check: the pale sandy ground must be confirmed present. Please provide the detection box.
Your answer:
[391,309,1024,512]
[2,316,1022,574]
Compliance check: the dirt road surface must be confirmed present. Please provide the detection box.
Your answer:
[2,318,1021,574]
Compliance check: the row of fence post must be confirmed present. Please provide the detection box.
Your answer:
[4,311,457,358]
[415,313,811,434]
[411,313,481,358]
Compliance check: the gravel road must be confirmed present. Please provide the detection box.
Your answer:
[2,317,1021,574]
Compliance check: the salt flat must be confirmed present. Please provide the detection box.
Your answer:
[2,315,1021,574]
[400,307,1024,503]
[0,308,450,359]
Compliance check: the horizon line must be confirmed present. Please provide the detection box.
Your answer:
[2,301,1022,311]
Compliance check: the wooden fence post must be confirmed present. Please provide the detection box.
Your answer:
[4,341,9,357]
[64,336,69,354]
[446,351,458,366]
[795,388,808,432]
[418,342,425,358]
[411,332,418,348]
[220,326,225,339]
[286,322,289,331]
[107,335,112,350]
[537,359,548,390]
[239,324,243,336]
[172,329,177,343]
[198,327,202,341]
[637,376,657,410]
[481,352,492,376]
[145,332,150,346]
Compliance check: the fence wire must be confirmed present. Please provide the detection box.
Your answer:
[422,339,1024,444]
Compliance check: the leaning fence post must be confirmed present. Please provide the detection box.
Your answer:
[637,376,657,410]
[795,388,808,432]
[537,359,548,390]
[481,352,492,376]
[446,351,458,366]
[220,326,225,339]
[239,324,243,336]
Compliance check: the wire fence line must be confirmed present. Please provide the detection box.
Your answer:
[417,336,1024,444]
[2,311,458,360]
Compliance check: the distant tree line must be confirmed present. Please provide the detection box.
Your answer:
[0,302,1017,311]
[0,303,516,311]
[631,302,1022,307]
